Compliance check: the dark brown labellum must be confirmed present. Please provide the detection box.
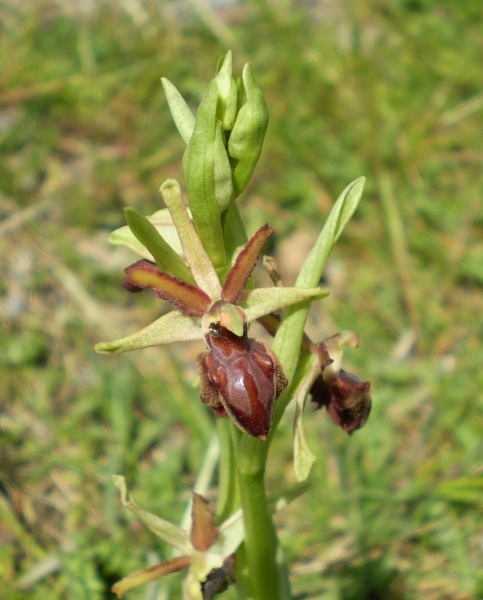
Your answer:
[197,322,287,440]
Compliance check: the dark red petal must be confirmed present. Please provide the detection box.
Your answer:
[124,259,211,316]
[222,224,274,304]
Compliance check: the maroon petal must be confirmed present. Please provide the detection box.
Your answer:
[123,259,211,316]
[222,224,274,304]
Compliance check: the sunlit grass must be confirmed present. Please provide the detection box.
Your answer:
[1,1,482,598]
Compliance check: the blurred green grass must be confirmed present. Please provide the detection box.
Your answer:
[1,1,482,598]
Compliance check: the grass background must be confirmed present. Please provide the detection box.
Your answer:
[1,0,482,598]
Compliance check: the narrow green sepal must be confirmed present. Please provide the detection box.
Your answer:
[240,287,329,323]
[94,310,203,354]
[124,207,195,284]
[161,77,195,144]
[183,80,226,270]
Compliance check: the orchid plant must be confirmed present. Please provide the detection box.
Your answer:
[96,52,371,600]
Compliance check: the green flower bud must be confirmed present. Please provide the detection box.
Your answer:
[214,51,238,131]
[228,63,269,197]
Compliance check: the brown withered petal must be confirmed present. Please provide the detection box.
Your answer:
[311,369,371,435]
[124,259,211,317]
[198,323,287,440]
[201,556,236,600]
[190,493,219,552]
[221,224,274,304]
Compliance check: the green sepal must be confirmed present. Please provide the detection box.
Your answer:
[94,310,202,354]
[183,80,226,270]
[124,207,195,284]
[161,77,195,144]
[214,51,238,131]
[228,63,269,197]
[240,287,329,323]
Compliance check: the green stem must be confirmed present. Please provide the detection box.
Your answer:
[237,467,282,600]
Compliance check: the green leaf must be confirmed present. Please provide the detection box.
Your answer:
[296,176,366,289]
[273,177,365,387]
[124,207,195,284]
[94,310,202,354]
[161,77,195,144]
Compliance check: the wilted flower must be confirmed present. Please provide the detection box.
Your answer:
[310,331,371,435]
[111,477,241,599]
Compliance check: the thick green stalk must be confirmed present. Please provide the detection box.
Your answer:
[237,467,282,600]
